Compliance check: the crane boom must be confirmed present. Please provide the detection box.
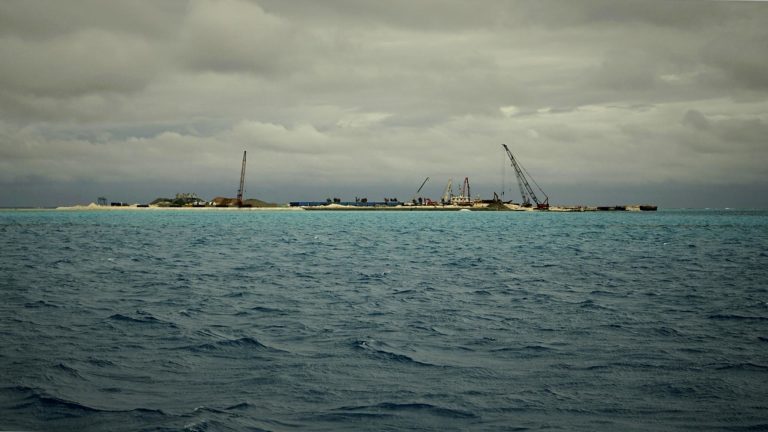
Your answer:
[410,176,430,203]
[237,150,247,206]
[416,176,429,195]
[441,178,453,204]
[501,144,549,209]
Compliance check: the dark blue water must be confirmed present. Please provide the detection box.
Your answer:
[1,209,767,431]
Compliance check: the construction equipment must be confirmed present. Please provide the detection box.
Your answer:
[461,177,471,201]
[450,177,473,206]
[441,178,453,204]
[236,150,247,206]
[501,144,549,209]
[410,176,430,205]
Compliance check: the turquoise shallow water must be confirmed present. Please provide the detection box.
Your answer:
[1,209,767,431]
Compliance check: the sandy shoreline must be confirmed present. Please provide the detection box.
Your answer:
[48,203,653,212]
[54,204,304,211]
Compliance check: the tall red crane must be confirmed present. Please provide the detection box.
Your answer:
[236,150,246,206]
[502,144,549,209]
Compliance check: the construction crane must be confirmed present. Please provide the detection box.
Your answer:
[236,150,247,206]
[450,177,473,205]
[441,178,453,204]
[501,144,549,209]
[461,177,471,201]
[410,176,430,204]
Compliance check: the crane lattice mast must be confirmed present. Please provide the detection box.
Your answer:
[237,150,247,206]
[501,144,549,209]
[441,178,453,204]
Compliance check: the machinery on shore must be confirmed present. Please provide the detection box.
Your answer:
[450,177,474,206]
[441,179,453,204]
[408,177,432,205]
[502,144,549,209]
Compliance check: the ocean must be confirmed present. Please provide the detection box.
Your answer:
[1,209,767,431]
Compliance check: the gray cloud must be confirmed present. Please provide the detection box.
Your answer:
[0,1,185,40]
[701,28,768,92]
[1,0,767,208]
[683,110,710,131]
[0,30,159,97]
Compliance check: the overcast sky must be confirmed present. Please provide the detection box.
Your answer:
[1,0,767,208]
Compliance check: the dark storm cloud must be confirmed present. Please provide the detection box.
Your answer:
[0,0,767,208]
